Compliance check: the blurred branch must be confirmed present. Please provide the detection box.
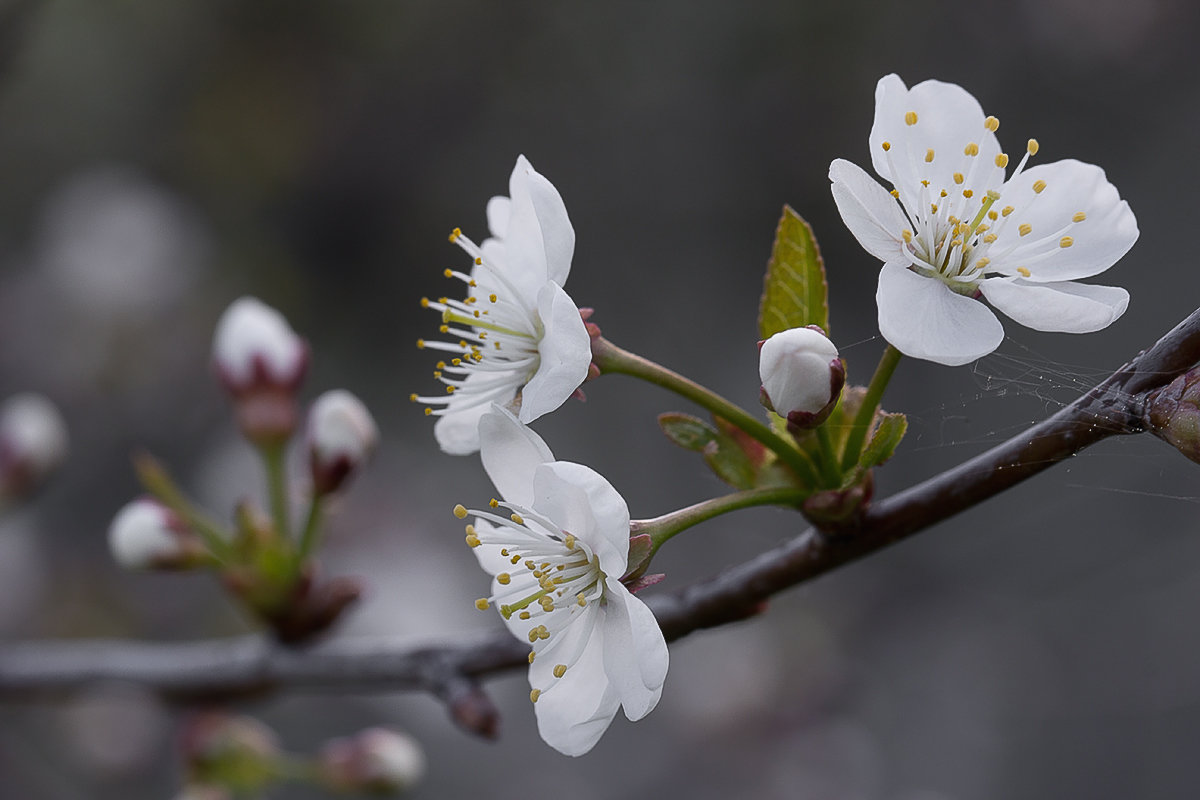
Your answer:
[2,307,1199,734]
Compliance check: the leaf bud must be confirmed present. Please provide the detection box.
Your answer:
[1145,367,1200,464]
[180,712,281,794]
[758,326,845,431]
[307,389,379,496]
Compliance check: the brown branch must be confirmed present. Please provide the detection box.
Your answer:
[3,307,1199,736]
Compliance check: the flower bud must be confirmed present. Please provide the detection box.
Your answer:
[211,297,308,446]
[180,712,280,793]
[0,393,67,500]
[1145,367,1200,463]
[307,389,379,496]
[317,727,426,794]
[758,326,845,431]
[107,498,203,570]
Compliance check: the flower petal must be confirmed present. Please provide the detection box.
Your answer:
[870,75,1002,201]
[502,156,575,303]
[519,282,591,424]
[980,277,1129,333]
[486,195,511,239]
[478,405,555,507]
[877,259,1004,366]
[433,373,520,455]
[600,579,669,721]
[987,159,1138,283]
[829,158,909,263]
[531,461,630,577]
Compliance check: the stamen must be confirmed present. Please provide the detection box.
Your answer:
[553,664,568,678]
[1032,180,1047,194]
[1002,206,1014,217]
[1060,236,1074,248]
[953,173,965,185]
[475,598,490,610]
[925,149,935,163]
[905,111,918,125]
[1027,139,1039,155]
[528,651,536,664]
[882,141,891,151]
[984,115,1000,132]
[1072,212,1087,222]
[1017,267,1031,277]
[530,689,541,703]
[1019,224,1032,237]
[964,143,979,156]
[995,153,1009,168]
[453,504,468,519]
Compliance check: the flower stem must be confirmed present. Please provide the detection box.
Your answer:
[262,443,292,541]
[813,423,843,488]
[633,485,807,555]
[592,336,820,486]
[840,344,903,471]
[133,452,234,562]
[296,494,325,565]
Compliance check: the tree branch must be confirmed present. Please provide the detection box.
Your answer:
[3,308,1199,736]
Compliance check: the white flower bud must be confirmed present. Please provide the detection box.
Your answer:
[0,393,68,497]
[318,727,425,793]
[211,297,307,395]
[107,498,195,570]
[307,390,379,495]
[758,327,844,427]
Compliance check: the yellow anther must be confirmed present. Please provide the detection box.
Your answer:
[964,142,979,156]
[953,173,964,184]
[475,598,490,610]
[905,110,918,125]
[497,572,511,585]
[921,179,930,187]
[963,189,974,198]
[453,504,468,519]
[424,408,432,416]
[890,189,899,198]
[1060,236,1074,248]
[510,555,521,565]
[563,534,576,549]
[525,560,536,570]
[519,610,531,619]
[984,233,997,244]
[576,593,587,607]
[975,257,991,269]
[420,297,430,309]
[1072,211,1087,223]
[443,268,453,278]
[465,533,480,548]
[409,393,418,402]
[995,153,1009,168]
[1032,179,1047,194]
[489,498,499,508]
[1016,267,1031,277]
[449,227,462,242]
[988,210,999,221]
[465,296,476,304]
[438,324,449,333]
[432,371,441,379]
[527,628,539,643]
[902,230,913,244]
[416,338,426,348]
[950,239,963,249]
[925,148,935,163]
[940,189,948,198]
[511,513,525,524]
[489,294,498,302]
[528,651,536,664]
[500,548,509,556]
[1027,139,1039,155]
[553,664,568,678]
[882,141,891,151]
[930,204,939,214]
[445,386,455,394]
[1002,206,1014,217]
[530,689,541,703]
[538,628,550,640]
[984,115,1000,132]
[1019,223,1032,237]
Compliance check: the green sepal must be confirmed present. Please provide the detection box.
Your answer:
[758,205,830,340]
[859,412,908,469]
[657,412,719,452]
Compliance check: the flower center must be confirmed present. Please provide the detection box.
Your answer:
[410,228,544,417]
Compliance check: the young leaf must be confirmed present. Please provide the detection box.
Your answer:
[702,439,757,490]
[859,412,907,468]
[658,413,719,452]
[759,205,830,340]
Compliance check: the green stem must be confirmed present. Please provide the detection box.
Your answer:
[813,423,842,488]
[634,485,807,556]
[134,453,234,562]
[262,444,292,541]
[296,494,325,566]
[592,337,819,486]
[840,344,903,471]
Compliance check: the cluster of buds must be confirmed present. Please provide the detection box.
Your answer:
[0,392,68,504]
[758,326,845,434]
[108,297,379,642]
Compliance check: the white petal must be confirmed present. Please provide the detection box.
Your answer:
[516,155,575,287]
[467,518,516,576]
[600,578,669,721]
[531,461,630,577]
[870,76,1002,203]
[478,405,555,506]
[519,282,591,424]
[980,277,1129,333]
[486,195,511,239]
[432,373,520,456]
[829,159,909,263]
[988,159,1138,283]
[500,156,575,305]
[877,259,1004,366]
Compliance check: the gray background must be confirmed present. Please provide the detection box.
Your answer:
[1,1,1200,798]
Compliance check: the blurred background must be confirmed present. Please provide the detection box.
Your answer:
[1,0,1199,797]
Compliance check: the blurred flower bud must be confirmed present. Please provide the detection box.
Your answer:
[181,712,281,794]
[173,786,232,800]
[212,297,308,446]
[317,727,426,794]
[758,326,845,432]
[0,393,67,500]
[107,497,203,570]
[307,390,379,496]
[1146,367,1200,464]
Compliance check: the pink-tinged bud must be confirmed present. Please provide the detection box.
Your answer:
[211,297,308,446]
[107,498,202,570]
[1146,367,1200,464]
[758,326,845,431]
[317,727,426,794]
[307,390,379,496]
[180,712,280,793]
[0,393,67,499]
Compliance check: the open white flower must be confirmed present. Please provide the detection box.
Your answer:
[412,156,591,455]
[455,406,668,756]
[830,74,1138,366]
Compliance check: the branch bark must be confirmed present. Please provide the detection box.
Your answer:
[3,308,1199,735]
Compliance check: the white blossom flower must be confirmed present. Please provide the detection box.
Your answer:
[455,406,668,756]
[412,156,591,455]
[212,297,307,394]
[0,393,68,496]
[306,389,379,495]
[758,327,844,424]
[830,74,1138,366]
[107,498,195,570]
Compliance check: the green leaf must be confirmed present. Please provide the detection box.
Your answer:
[703,439,757,490]
[758,205,830,340]
[859,412,907,468]
[658,412,719,452]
